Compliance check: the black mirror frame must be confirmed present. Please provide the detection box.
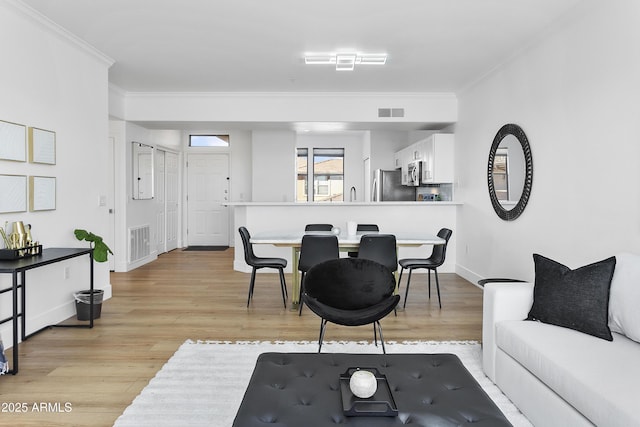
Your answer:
[487,123,533,221]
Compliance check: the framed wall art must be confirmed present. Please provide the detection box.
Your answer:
[0,120,27,162]
[29,127,56,165]
[29,176,56,211]
[0,174,27,213]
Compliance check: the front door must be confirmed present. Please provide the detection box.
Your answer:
[186,153,229,246]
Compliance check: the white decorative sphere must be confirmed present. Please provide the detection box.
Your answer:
[349,369,377,398]
[331,227,341,235]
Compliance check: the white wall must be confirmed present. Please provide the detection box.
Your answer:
[369,131,410,170]
[252,131,296,202]
[0,2,113,344]
[229,130,253,203]
[455,0,640,283]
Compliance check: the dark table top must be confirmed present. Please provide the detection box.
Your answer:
[0,247,92,273]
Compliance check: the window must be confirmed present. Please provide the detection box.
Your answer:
[296,148,344,202]
[189,134,229,147]
[313,148,344,202]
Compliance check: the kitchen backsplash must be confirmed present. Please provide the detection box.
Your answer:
[416,183,453,202]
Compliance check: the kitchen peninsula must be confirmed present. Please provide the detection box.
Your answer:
[228,201,461,274]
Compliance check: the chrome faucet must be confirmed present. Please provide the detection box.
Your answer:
[350,186,356,202]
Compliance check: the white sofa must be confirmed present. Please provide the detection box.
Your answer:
[482,253,640,427]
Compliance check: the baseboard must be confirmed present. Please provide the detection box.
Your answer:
[455,264,483,288]
[126,252,158,271]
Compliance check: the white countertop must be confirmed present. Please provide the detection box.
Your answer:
[225,201,462,207]
[251,230,445,246]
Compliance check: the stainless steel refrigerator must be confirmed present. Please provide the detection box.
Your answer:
[371,169,416,201]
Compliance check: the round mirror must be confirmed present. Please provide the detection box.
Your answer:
[487,124,533,221]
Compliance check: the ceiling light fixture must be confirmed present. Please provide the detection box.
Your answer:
[304,52,387,71]
[335,53,356,71]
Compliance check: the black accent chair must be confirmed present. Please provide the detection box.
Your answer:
[238,227,288,308]
[305,224,333,231]
[347,224,379,257]
[303,258,400,353]
[398,228,453,309]
[297,234,339,315]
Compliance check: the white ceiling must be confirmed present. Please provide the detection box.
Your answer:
[22,0,583,130]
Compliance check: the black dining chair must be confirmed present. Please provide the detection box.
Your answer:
[302,258,400,353]
[347,224,379,257]
[297,234,339,315]
[357,234,398,276]
[398,228,452,309]
[305,224,333,231]
[238,227,288,308]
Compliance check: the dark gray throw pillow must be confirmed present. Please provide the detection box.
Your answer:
[527,254,616,341]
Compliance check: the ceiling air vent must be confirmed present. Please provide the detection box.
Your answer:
[378,108,405,118]
[391,108,405,117]
[378,108,391,117]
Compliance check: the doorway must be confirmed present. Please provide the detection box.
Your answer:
[186,153,230,246]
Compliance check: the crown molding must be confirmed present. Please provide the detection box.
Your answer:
[6,0,114,67]
[124,91,457,100]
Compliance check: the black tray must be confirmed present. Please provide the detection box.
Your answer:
[339,367,398,417]
[0,245,42,260]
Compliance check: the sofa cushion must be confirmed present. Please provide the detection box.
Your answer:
[609,253,640,343]
[527,254,616,340]
[496,320,640,427]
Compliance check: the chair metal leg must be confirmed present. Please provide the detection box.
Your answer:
[298,271,305,316]
[434,269,442,309]
[278,268,287,308]
[428,269,431,299]
[397,268,404,291]
[376,321,386,354]
[318,319,328,353]
[247,267,257,307]
[373,323,378,347]
[403,269,413,308]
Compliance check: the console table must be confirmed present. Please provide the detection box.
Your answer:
[0,247,94,375]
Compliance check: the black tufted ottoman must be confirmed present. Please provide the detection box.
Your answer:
[233,352,512,426]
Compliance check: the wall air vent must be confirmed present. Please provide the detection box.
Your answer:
[378,108,405,118]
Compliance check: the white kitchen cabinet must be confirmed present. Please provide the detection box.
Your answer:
[420,134,454,183]
[393,147,410,184]
[394,134,454,184]
[393,150,403,169]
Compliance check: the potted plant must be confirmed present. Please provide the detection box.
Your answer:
[74,229,113,262]
[73,229,113,320]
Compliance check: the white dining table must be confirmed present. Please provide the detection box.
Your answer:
[250,230,445,308]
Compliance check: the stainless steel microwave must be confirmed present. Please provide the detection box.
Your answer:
[407,160,421,186]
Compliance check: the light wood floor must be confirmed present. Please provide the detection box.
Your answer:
[2,248,483,426]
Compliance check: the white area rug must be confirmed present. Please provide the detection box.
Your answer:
[114,340,532,427]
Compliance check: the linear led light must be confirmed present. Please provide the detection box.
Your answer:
[357,54,387,65]
[304,55,334,65]
[304,52,387,70]
[335,53,356,71]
